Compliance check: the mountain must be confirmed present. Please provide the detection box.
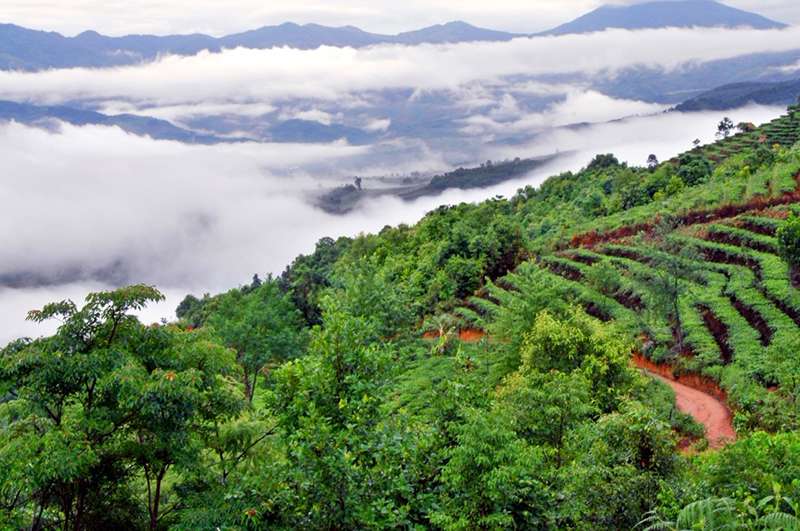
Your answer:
[675,79,800,111]
[0,21,521,71]
[0,100,232,143]
[541,0,787,36]
[393,21,518,45]
[219,22,385,49]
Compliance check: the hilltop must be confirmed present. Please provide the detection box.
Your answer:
[541,0,786,36]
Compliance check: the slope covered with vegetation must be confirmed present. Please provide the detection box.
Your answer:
[3,105,800,529]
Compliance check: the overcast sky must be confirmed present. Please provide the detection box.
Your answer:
[2,0,798,36]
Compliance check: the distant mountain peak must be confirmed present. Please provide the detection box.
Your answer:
[541,0,787,36]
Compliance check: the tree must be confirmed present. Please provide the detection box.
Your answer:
[641,217,701,355]
[647,154,659,170]
[518,309,634,412]
[677,153,712,186]
[737,121,756,133]
[0,286,242,530]
[587,154,620,172]
[268,299,404,527]
[430,408,550,529]
[497,370,595,468]
[716,117,734,139]
[777,213,800,272]
[206,280,305,404]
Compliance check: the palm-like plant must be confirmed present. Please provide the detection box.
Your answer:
[639,484,800,531]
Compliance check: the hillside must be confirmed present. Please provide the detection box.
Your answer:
[4,105,800,528]
[541,0,787,35]
[315,155,560,214]
[676,79,800,111]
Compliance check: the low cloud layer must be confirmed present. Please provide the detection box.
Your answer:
[3,26,800,110]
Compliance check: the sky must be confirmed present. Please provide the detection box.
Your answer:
[1,0,798,36]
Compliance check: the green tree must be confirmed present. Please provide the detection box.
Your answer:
[518,310,633,410]
[268,300,404,528]
[777,213,800,272]
[642,216,701,355]
[430,408,550,530]
[206,280,305,404]
[497,370,595,468]
[0,286,242,530]
[717,117,734,139]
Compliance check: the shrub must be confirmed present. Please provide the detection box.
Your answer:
[777,214,800,269]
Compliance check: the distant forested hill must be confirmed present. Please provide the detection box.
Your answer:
[676,79,800,111]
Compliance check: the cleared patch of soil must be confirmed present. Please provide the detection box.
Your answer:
[422,328,487,343]
[632,354,736,450]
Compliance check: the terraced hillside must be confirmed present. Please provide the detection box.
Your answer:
[461,113,800,435]
[680,104,800,164]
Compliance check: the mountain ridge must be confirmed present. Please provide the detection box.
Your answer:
[540,0,786,36]
[0,1,788,71]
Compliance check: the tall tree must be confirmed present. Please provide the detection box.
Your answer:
[0,286,242,530]
[206,280,305,404]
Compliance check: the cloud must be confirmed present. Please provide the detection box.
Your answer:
[3,26,800,109]
[363,118,391,132]
[459,90,667,135]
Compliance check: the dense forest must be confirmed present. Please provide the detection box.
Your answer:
[4,105,800,529]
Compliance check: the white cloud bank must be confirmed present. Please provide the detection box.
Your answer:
[2,26,800,109]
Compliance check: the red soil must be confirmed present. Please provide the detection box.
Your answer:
[422,329,486,342]
[459,329,486,342]
[632,353,736,449]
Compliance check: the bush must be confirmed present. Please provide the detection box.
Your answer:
[777,214,800,269]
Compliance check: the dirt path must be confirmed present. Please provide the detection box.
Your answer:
[640,368,736,450]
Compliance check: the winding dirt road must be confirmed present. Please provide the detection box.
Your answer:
[638,367,736,450]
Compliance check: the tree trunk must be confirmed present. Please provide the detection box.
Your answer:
[242,368,252,404]
[249,371,258,405]
[149,468,166,531]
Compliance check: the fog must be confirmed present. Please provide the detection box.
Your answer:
[3,26,800,110]
[0,104,786,346]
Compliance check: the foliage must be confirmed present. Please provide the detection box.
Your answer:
[777,213,800,269]
[0,286,243,530]
[206,279,305,404]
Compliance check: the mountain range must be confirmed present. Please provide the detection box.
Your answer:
[0,0,788,71]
